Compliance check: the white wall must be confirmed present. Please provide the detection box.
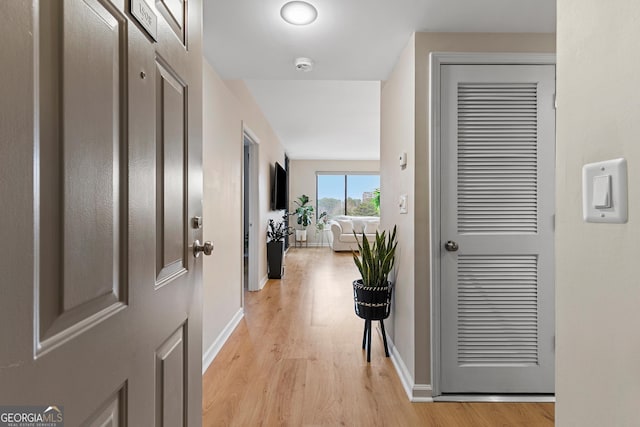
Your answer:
[380,34,416,386]
[224,80,288,284]
[556,1,640,424]
[202,61,286,367]
[288,159,380,246]
[381,32,556,395]
[203,61,243,361]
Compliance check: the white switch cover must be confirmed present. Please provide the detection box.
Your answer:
[399,152,407,168]
[582,158,627,223]
[399,194,408,214]
[592,175,611,208]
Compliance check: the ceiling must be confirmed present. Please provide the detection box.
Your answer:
[203,0,556,159]
[245,80,380,160]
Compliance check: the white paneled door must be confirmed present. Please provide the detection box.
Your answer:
[440,64,555,393]
[0,1,204,424]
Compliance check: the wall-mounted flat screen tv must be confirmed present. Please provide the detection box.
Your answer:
[272,162,287,211]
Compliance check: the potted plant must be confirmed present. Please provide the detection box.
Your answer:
[315,211,328,230]
[314,211,329,246]
[292,194,314,244]
[352,225,397,362]
[266,216,292,279]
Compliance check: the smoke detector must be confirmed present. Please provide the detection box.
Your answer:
[294,57,314,72]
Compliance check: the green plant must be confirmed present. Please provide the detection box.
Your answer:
[352,225,397,288]
[373,188,380,213]
[267,216,293,242]
[293,194,314,228]
[315,211,328,232]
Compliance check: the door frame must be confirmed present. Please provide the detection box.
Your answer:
[429,52,556,400]
[242,123,260,293]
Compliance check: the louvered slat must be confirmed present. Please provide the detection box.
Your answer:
[457,83,538,234]
[457,255,538,366]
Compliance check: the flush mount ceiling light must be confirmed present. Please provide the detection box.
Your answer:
[280,1,318,25]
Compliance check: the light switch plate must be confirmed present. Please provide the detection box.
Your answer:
[399,194,408,214]
[582,158,628,223]
[399,152,407,168]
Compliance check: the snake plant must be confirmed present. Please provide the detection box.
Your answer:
[352,225,397,288]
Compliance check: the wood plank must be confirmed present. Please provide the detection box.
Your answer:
[202,248,554,426]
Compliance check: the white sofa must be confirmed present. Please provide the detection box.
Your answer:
[329,216,380,252]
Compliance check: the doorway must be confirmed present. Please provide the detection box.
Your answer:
[430,53,556,398]
[243,127,260,292]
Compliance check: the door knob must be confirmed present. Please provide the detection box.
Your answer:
[444,240,459,252]
[193,240,214,257]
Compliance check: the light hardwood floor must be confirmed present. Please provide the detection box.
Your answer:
[202,247,554,426]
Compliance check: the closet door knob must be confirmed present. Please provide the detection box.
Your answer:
[444,241,459,252]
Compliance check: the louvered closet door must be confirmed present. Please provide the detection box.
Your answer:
[440,64,555,394]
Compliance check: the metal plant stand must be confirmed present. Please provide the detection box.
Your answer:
[353,280,393,362]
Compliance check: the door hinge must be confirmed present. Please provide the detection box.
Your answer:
[553,93,557,110]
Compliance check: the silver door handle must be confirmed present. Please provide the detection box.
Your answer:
[444,240,459,252]
[193,240,214,257]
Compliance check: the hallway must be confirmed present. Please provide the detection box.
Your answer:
[202,248,554,426]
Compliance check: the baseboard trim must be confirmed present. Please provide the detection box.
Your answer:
[383,329,413,400]
[412,384,434,402]
[258,274,268,290]
[202,308,244,375]
[434,395,555,403]
[377,327,433,402]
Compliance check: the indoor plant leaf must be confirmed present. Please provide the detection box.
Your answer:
[352,225,397,288]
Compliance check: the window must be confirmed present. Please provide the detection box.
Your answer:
[317,173,380,220]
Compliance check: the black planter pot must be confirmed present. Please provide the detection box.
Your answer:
[353,279,393,362]
[352,280,392,320]
[267,240,285,279]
